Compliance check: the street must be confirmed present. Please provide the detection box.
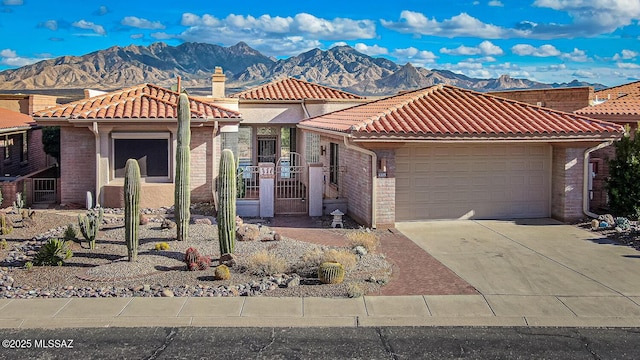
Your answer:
[1,326,639,359]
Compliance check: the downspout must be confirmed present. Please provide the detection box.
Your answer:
[343,136,377,229]
[89,121,100,207]
[301,99,311,119]
[583,140,613,219]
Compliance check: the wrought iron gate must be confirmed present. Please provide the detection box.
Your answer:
[275,152,308,215]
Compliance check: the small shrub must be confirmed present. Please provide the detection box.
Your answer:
[245,250,287,276]
[214,264,231,280]
[33,238,72,266]
[346,230,379,252]
[0,238,7,249]
[154,242,170,251]
[24,261,33,271]
[0,213,13,235]
[63,224,77,241]
[347,283,364,298]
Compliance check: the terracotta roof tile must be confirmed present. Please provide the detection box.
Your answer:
[231,77,364,100]
[594,81,640,101]
[33,84,240,119]
[0,108,34,130]
[299,85,623,139]
[575,99,640,116]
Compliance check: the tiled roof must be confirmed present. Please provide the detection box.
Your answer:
[33,84,240,119]
[594,81,640,101]
[299,85,623,139]
[231,77,364,100]
[575,99,640,116]
[0,108,34,130]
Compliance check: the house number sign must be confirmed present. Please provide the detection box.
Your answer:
[259,166,275,179]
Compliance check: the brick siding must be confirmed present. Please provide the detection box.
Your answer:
[190,127,215,203]
[374,149,396,228]
[60,127,95,205]
[551,146,585,222]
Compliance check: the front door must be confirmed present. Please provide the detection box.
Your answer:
[257,136,277,164]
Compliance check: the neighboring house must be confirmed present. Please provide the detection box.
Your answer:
[298,84,623,228]
[575,80,640,211]
[488,87,592,113]
[33,84,241,208]
[0,94,58,208]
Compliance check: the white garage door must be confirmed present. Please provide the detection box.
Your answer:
[395,144,551,221]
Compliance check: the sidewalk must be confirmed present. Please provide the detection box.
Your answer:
[1,295,640,329]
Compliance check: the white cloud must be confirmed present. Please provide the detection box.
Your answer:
[537,64,568,72]
[329,42,348,48]
[392,47,438,63]
[617,62,640,69]
[531,0,640,37]
[94,5,109,16]
[488,0,504,6]
[560,48,589,62]
[441,40,503,56]
[39,20,58,31]
[150,32,175,40]
[354,43,388,56]
[0,48,48,67]
[2,0,23,5]
[572,70,596,78]
[72,20,106,35]
[381,11,517,38]
[613,49,638,61]
[121,16,165,30]
[130,33,144,39]
[511,44,561,57]
[176,12,375,56]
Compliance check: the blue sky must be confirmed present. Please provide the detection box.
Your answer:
[0,0,638,86]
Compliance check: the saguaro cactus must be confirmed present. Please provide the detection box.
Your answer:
[124,159,141,262]
[175,92,191,241]
[78,207,103,250]
[217,149,237,255]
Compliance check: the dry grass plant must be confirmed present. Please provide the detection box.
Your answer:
[301,248,357,272]
[245,250,288,276]
[346,231,379,252]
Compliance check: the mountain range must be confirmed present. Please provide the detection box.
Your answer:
[0,41,605,96]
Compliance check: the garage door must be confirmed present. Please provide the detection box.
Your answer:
[395,144,551,220]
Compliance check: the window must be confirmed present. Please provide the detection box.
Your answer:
[238,126,252,166]
[20,132,28,163]
[305,132,320,163]
[112,133,170,180]
[3,135,12,161]
[329,142,339,185]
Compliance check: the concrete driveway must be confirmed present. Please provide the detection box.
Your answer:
[396,219,640,298]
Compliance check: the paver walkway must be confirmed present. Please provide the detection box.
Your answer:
[271,216,477,296]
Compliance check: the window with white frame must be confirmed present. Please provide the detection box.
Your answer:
[305,132,320,163]
[112,133,170,180]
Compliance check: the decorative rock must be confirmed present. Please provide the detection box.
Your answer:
[161,289,174,297]
[273,232,281,241]
[354,246,368,256]
[219,253,237,267]
[139,215,149,225]
[143,284,151,292]
[615,226,623,233]
[590,219,600,230]
[237,224,261,241]
[236,216,244,229]
[160,219,176,230]
[286,274,300,288]
[598,214,615,227]
[599,221,609,228]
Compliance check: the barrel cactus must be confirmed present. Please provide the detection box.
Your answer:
[318,261,345,284]
[217,149,237,255]
[124,159,141,262]
[214,264,231,280]
[175,92,191,241]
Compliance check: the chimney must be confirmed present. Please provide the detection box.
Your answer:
[212,67,226,98]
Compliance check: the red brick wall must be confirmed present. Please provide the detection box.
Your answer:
[0,129,49,178]
[551,146,585,222]
[60,127,95,205]
[374,149,396,228]
[190,127,215,203]
[318,135,373,227]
